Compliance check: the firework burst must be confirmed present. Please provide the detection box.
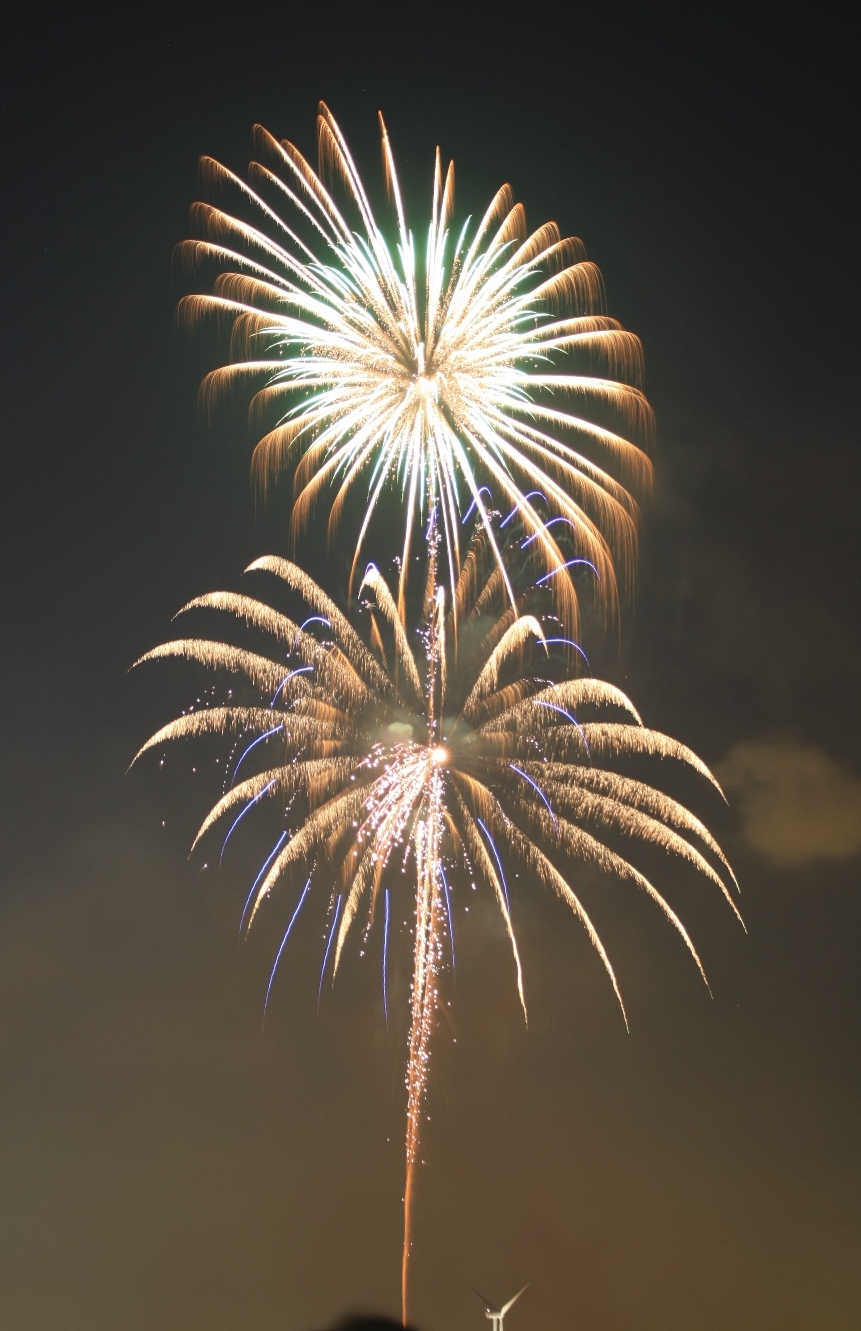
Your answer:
[179,103,653,635]
[132,534,739,1320]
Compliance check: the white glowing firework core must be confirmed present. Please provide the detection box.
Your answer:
[182,104,655,632]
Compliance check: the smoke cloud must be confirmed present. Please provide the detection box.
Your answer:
[717,737,861,866]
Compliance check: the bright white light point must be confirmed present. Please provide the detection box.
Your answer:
[431,747,447,765]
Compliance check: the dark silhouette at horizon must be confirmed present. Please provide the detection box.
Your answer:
[328,1316,420,1331]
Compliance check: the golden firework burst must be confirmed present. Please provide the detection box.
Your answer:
[179,103,653,635]
[132,534,738,1320]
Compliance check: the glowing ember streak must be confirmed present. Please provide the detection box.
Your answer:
[132,534,739,1319]
[382,888,390,1027]
[241,830,288,933]
[536,558,599,584]
[318,894,342,1004]
[265,878,311,1017]
[231,722,284,781]
[477,816,511,911]
[220,777,277,860]
[509,764,558,829]
[178,103,654,635]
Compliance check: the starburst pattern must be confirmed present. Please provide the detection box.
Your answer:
[179,103,653,634]
[131,538,739,1320]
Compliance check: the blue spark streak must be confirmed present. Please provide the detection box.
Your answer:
[231,724,285,783]
[382,888,390,1027]
[270,664,314,707]
[520,517,577,547]
[541,637,590,666]
[476,817,511,911]
[440,864,456,970]
[462,487,492,523]
[536,558,599,585]
[425,504,438,538]
[264,878,311,1018]
[318,894,342,1005]
[500,491,546,527]
[299,616,331,631]
[509,763,558,829]
[220,779,276,862]
[240,831,288,934]
[533,699,592,756]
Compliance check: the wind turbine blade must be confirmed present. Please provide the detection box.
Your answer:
[472,1288,500,1313]
[501,1286,528,1317]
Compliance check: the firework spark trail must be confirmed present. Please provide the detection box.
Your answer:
[318,894,342,1004]
[220,777,277,860]
[132,534,739,1321]
[179,104,655,637]
[382,888,390,1026]
[265,878,311,1017]
[241,830,288,933]
[402,769,445,1323]
[232,723,285,780]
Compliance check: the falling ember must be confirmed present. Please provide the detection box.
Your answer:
[132,527,739,1320]
[178,103,654,636]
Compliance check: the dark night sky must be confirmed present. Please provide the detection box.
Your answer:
[1,8,859,1330]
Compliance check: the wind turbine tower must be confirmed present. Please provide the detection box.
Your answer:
[475,1285,528,1331]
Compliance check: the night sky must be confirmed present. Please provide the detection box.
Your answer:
[2,10,859,1330]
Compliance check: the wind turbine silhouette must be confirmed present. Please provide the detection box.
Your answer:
[473,1285,528,1331]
